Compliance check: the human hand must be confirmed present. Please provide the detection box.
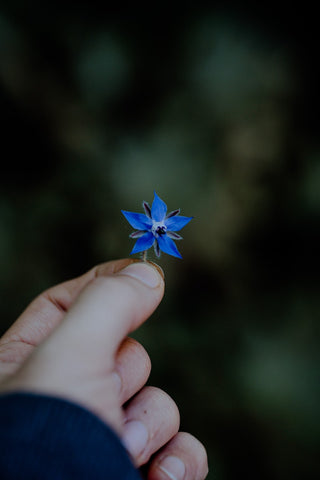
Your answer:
[0,259,208,480]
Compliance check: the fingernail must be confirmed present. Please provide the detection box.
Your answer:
[146,261,164,280]
[117,262,163,288]
[122,420,148,458]
[159,456,186,480]
[112,371,122,395]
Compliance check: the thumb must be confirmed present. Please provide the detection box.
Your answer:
[46,260,164,363]
[2,262,164,408]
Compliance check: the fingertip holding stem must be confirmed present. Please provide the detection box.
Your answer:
[117,261,164,288]
[146,261,164,281]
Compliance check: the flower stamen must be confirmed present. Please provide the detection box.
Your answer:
[156,226,166,235]
[152,222,167,237]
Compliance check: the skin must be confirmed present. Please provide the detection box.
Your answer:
[0,258,208,480]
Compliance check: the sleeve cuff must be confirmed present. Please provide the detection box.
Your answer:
[0,392,141,480]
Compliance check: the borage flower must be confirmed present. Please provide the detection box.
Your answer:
[122,192,193,259]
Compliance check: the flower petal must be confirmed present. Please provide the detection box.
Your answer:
[154,240,161,257]
[166,208,180,219]
[165,215,193,232]
[167,231,183,240]
[158,234,182,259]
[130,230,146,238]
[130,232,155,254]
[151,192,167,222]
[143,201,152,218]
[122,211,152,230]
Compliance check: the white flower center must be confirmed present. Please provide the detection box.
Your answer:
[151,221,167,237]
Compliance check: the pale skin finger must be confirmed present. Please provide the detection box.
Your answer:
[115,337,152,405]
[0,258,135,379]
[0,260,154,404]
[0,335,152,409]
[147,432,209,480]
[122,386,180,467]
[0,262,164,434]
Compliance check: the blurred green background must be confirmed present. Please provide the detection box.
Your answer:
[0,3,319,479]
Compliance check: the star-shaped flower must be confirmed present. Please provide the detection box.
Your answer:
[121,192,193,259]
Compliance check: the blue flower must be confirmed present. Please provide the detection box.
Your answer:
[121,192,193,259]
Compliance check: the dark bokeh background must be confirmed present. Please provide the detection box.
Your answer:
[1,3,319,479]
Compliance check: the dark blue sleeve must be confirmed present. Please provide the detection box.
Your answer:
[0,393,142,480]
